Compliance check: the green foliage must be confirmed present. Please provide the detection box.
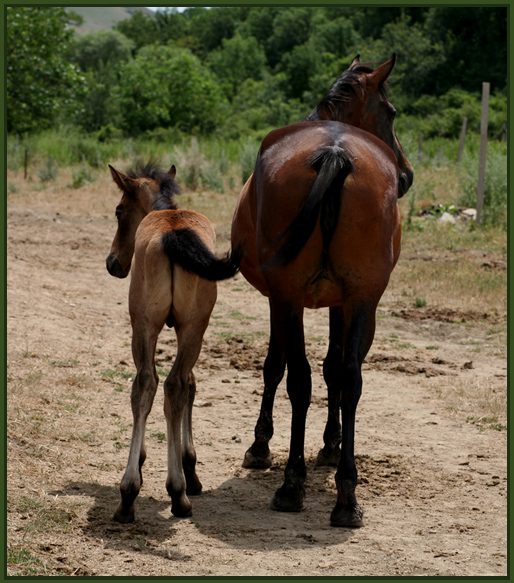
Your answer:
[240,139,260,184]
[69,164,96,189]
[7,7,88,134]
[208,34,266,101]
[115,44,228,134]
[458,145,507,227]
[37,157,59,183]
[68,29,134,71]
[399,90,507,140]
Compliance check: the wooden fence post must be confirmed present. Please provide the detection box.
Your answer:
[457,117,467,169]
[476,82,490,226]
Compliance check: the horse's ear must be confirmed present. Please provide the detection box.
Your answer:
[367,53,396,89]
[349,54,361,68]
[168,165,176,179]
[109,165,133,192]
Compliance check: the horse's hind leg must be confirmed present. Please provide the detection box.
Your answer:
[267,296,311,512]
[243,307,286,468]
[316,306,343,467]
[113,322,162,523]
[330,302,376,528]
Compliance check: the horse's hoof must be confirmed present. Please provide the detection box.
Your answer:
[330,503,364,528]
[242,447,272,469]
[113,504,135,524]
[315,447,340,467]
[268,488,304,512]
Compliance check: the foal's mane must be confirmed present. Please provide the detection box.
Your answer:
[126,160,180,210]
[305,63,390,122]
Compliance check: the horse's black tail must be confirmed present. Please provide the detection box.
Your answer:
[271,146,353,267]
[161,228,241,281]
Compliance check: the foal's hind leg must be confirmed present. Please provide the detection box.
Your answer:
[244,306,286,468]
[316,306,343,467]
[113,322,162,523]
[164,292,213,518]
[330,303,376,528]
[182,371,203,496]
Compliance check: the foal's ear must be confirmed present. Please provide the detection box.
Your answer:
[367,53,396,90]
[167,165,176,179]
[109,165,134,192]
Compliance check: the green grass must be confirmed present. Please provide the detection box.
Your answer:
[15,496,75,534]
[8,546,49,576]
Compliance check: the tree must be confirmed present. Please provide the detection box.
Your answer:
[115,44,228,134]
[68,29,134,72]
[115,10,157,53]
[208,34,266,101]
[424,7,507,94]
[7,7,88,134]
[67,30,135,132]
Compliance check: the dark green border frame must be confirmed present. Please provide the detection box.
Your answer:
[1,2,511,582]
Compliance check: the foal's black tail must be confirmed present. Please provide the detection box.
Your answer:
[271,145,353,267]
[161,228,241,281]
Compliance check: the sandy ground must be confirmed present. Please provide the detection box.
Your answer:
[6,173,507,576]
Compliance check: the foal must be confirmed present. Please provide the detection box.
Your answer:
[106,161,238,522]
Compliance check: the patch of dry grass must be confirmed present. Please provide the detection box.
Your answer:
[428,375,507,430]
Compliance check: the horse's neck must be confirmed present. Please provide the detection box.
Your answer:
[302,108,321,122]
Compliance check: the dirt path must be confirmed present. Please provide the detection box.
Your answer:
[6,177,507,576]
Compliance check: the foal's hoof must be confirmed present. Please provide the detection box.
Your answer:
[113,503,135,524]
[268,487,304,513]
[186,474,203,496]
[330,503,364,528]
[242,447,272,469]
[170,495,193,518]
[315,446,340,467]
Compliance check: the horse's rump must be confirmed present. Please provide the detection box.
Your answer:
[255,122,400,280]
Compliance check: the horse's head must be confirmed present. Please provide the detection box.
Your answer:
[310,54,414,197]
[106,162,179,278]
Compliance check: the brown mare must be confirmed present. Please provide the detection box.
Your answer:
[106,161,239,522]
[231,54,414,527]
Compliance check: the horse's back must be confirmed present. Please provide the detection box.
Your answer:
[232,121,401,308]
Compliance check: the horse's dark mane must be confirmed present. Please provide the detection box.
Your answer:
[126,160,180,210]
[304,63,389,122]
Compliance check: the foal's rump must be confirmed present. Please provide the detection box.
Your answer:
[130,209,238,330]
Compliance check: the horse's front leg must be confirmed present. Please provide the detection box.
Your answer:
[267,297,311,512]
[243,313,286,468]
[316,306,344,467]
[113,329,160,523]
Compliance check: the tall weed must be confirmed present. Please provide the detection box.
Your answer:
[457,146,507,227]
